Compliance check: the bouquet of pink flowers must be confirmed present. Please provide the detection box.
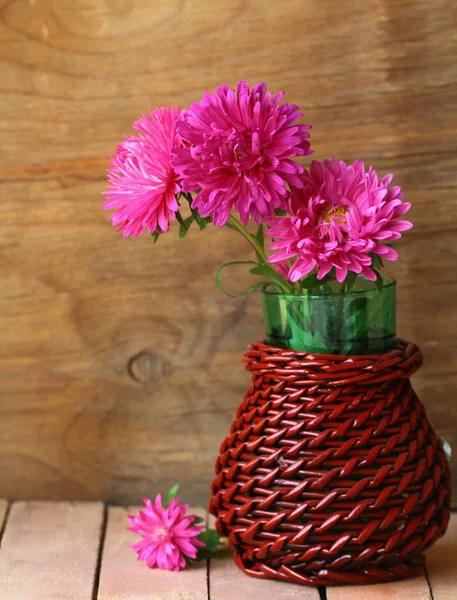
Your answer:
[104,81,412,354]
[104,81,411,291]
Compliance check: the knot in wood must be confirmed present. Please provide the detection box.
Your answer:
[128,352,163,384]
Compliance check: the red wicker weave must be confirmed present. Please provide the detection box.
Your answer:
[209,340,451,586]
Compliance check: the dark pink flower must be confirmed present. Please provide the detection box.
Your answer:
[127,495,204,571]
[172,81,312,226]
[267,158,412,283]
[103,106,185,237]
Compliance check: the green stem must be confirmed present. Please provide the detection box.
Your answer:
[337,280,346,354]
[227,215,292,294]
[227,215,269,263]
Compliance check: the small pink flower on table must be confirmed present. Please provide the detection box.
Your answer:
[128,494,205,571]
[103,105,186,237]
[267,157,413,283]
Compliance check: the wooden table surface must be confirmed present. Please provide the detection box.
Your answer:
[0,500,454,599]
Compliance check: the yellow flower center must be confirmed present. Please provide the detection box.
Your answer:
[322,205,349,224]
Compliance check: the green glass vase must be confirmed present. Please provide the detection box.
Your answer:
[262,277,396,355]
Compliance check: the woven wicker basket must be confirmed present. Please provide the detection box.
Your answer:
[209,340,451,586]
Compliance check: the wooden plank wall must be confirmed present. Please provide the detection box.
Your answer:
[0,0,456,505]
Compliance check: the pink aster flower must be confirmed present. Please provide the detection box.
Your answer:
[103,105,185,237]
[127,495,205,571]
[172,81,312,227]
[267,158,412,283]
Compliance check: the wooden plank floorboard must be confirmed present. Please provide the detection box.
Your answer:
[426,513,457,600]
[327,572,432,600]
[207,515,319,600]
[0,499,9,540]
[208,548,320,599]
[0,500,452,598]
[97,506,208,600]
[0,501,104,600]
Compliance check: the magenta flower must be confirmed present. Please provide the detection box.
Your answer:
[127,495,205,571]
[103,106,185,237]
[172,81,312,227]
[267,158,412,283]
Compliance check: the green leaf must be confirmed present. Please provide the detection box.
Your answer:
[184,528,224,566]
[196,529,223,559]
[192,516,205,525]
[176,211,194,238]
[190,206,208,230]
[256,224,265,246]
[253,225,265,262]
[175,211,186,226]
[440,436,452,463]
[178,215,194,239]
[198,528,221,547]
[275,208,287,216]
[344,271,358,290]
[370,253,384,271]
[243,281,269,298]
[298,272,334,292]
[249,263,296,294]
[299,273,320,290]
[164,484,180,508]
[374,269,384,293]
[224,220,239,232]
[215,260,259,298]
[179,192,193,206]
[151,231,160,244]
[300,268,335,293]
[250,264,289,287]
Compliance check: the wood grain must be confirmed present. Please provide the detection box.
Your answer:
[327,572,432,600]
[207,515,320,599]
[0,499,8,537]
[209,550,321,599]
[426,512,457,600]
[0,500,453,598]
[97,506,208,600]
[0,0,456,505]
[0,501,104,600]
